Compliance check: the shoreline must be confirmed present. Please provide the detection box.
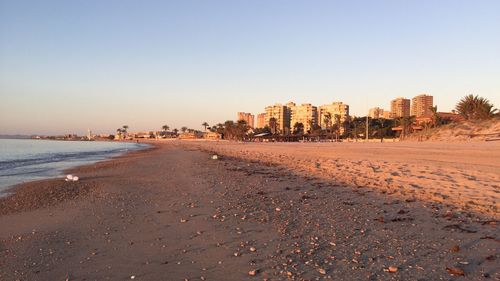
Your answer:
[0,139,153,194]
[0,142,158,216]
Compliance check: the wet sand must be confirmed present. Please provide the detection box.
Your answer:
[0,141,498,280]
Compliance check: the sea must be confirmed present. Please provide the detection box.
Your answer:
[0,139,149,196]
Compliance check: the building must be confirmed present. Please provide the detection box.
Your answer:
[411,94,434,117]
[390,97,411,118]
[382,110,392,119]
[256,113,266,128]
[264,103,290,134]
[288,103,318,133]
[368,107,384,118]
[237,112,255,128]
[318,102,350,129]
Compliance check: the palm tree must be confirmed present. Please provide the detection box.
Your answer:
[181,126,188,133]
[269,117,278,135]
[334,114,341,141]
[396,116,416,139]
[173,128,179,135]
[323,112,332,140]
[162,125,170,132]
[429,106,441,127]
[456,94,497,120]
[122,125,129,138]
[293,122,304,135]
[202,122,209,132]
[116,128,123,139]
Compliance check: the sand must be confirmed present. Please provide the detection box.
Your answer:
[0,141,498,280]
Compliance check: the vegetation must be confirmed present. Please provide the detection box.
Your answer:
[219,120,249,140]
[202,122,209,132]
[293,122,304,135]
[456,94,497,120]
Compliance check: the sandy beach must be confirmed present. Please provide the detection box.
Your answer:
[0,141,498,280]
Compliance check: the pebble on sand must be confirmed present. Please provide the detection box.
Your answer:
[388,266,398,273]
[248,269,259,276]
[446,267,465,276]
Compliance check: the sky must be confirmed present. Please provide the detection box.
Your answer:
[1,0,499,135]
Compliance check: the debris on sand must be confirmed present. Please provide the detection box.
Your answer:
[446,267,465,276]
[248,269,259,276]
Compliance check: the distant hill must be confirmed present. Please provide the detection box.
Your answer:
[0,135,33,139]
[409,118,500,142]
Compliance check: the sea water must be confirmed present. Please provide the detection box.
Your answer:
[0,139,148,195]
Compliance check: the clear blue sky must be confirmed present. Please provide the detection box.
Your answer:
[1,0,499,135]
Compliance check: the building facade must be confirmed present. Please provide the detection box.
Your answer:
[237,112,255,128]
[368,107,384,118]
[264,104,290,134]
[411,94,433,117]
[289,103,318,133]
[256,113,266,128]
[390,98,411,118]
[318,102,350,129]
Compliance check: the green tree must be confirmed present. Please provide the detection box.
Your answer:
[122,125,129,138]
[293,122,304,135]
[202,122,209,132]
[269,117,278,135]
[456,94,497,120]
[323,112,332,139]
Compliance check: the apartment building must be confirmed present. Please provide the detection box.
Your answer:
[256,113,266,128]
[288,103,318,133]
[411,94,433,117]
[264,104,290,134]
[237,112,255,128]
[390,97,411,118]
[318,102,349,129]
[368,107,384,118]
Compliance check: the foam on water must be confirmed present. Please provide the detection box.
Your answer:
[0,139,149,195]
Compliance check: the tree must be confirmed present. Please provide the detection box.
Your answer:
[162,125,170,132]
[334,114,341,141]
[429,106,441,127]
[396,116,415,139]
[456,94,497,120]
[116,128,123,139]
[342,116,352,138]
[323,112,332,139]
[269,117,278,135]
[122,125,129,138]
[173,128,179,135]
[181,126,188,133]
[202,122,209,132]
[293,122,304,135]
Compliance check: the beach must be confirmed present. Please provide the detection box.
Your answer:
[0,141,498,280]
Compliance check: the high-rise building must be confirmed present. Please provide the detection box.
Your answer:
[318,102,350,129]
[256,113,266,128]
[368,107,385,118]
[390,98,411,118]
[289,103,318,133]
[237,112,255,128]
[264,104,290,134]
[411,94,433,117]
